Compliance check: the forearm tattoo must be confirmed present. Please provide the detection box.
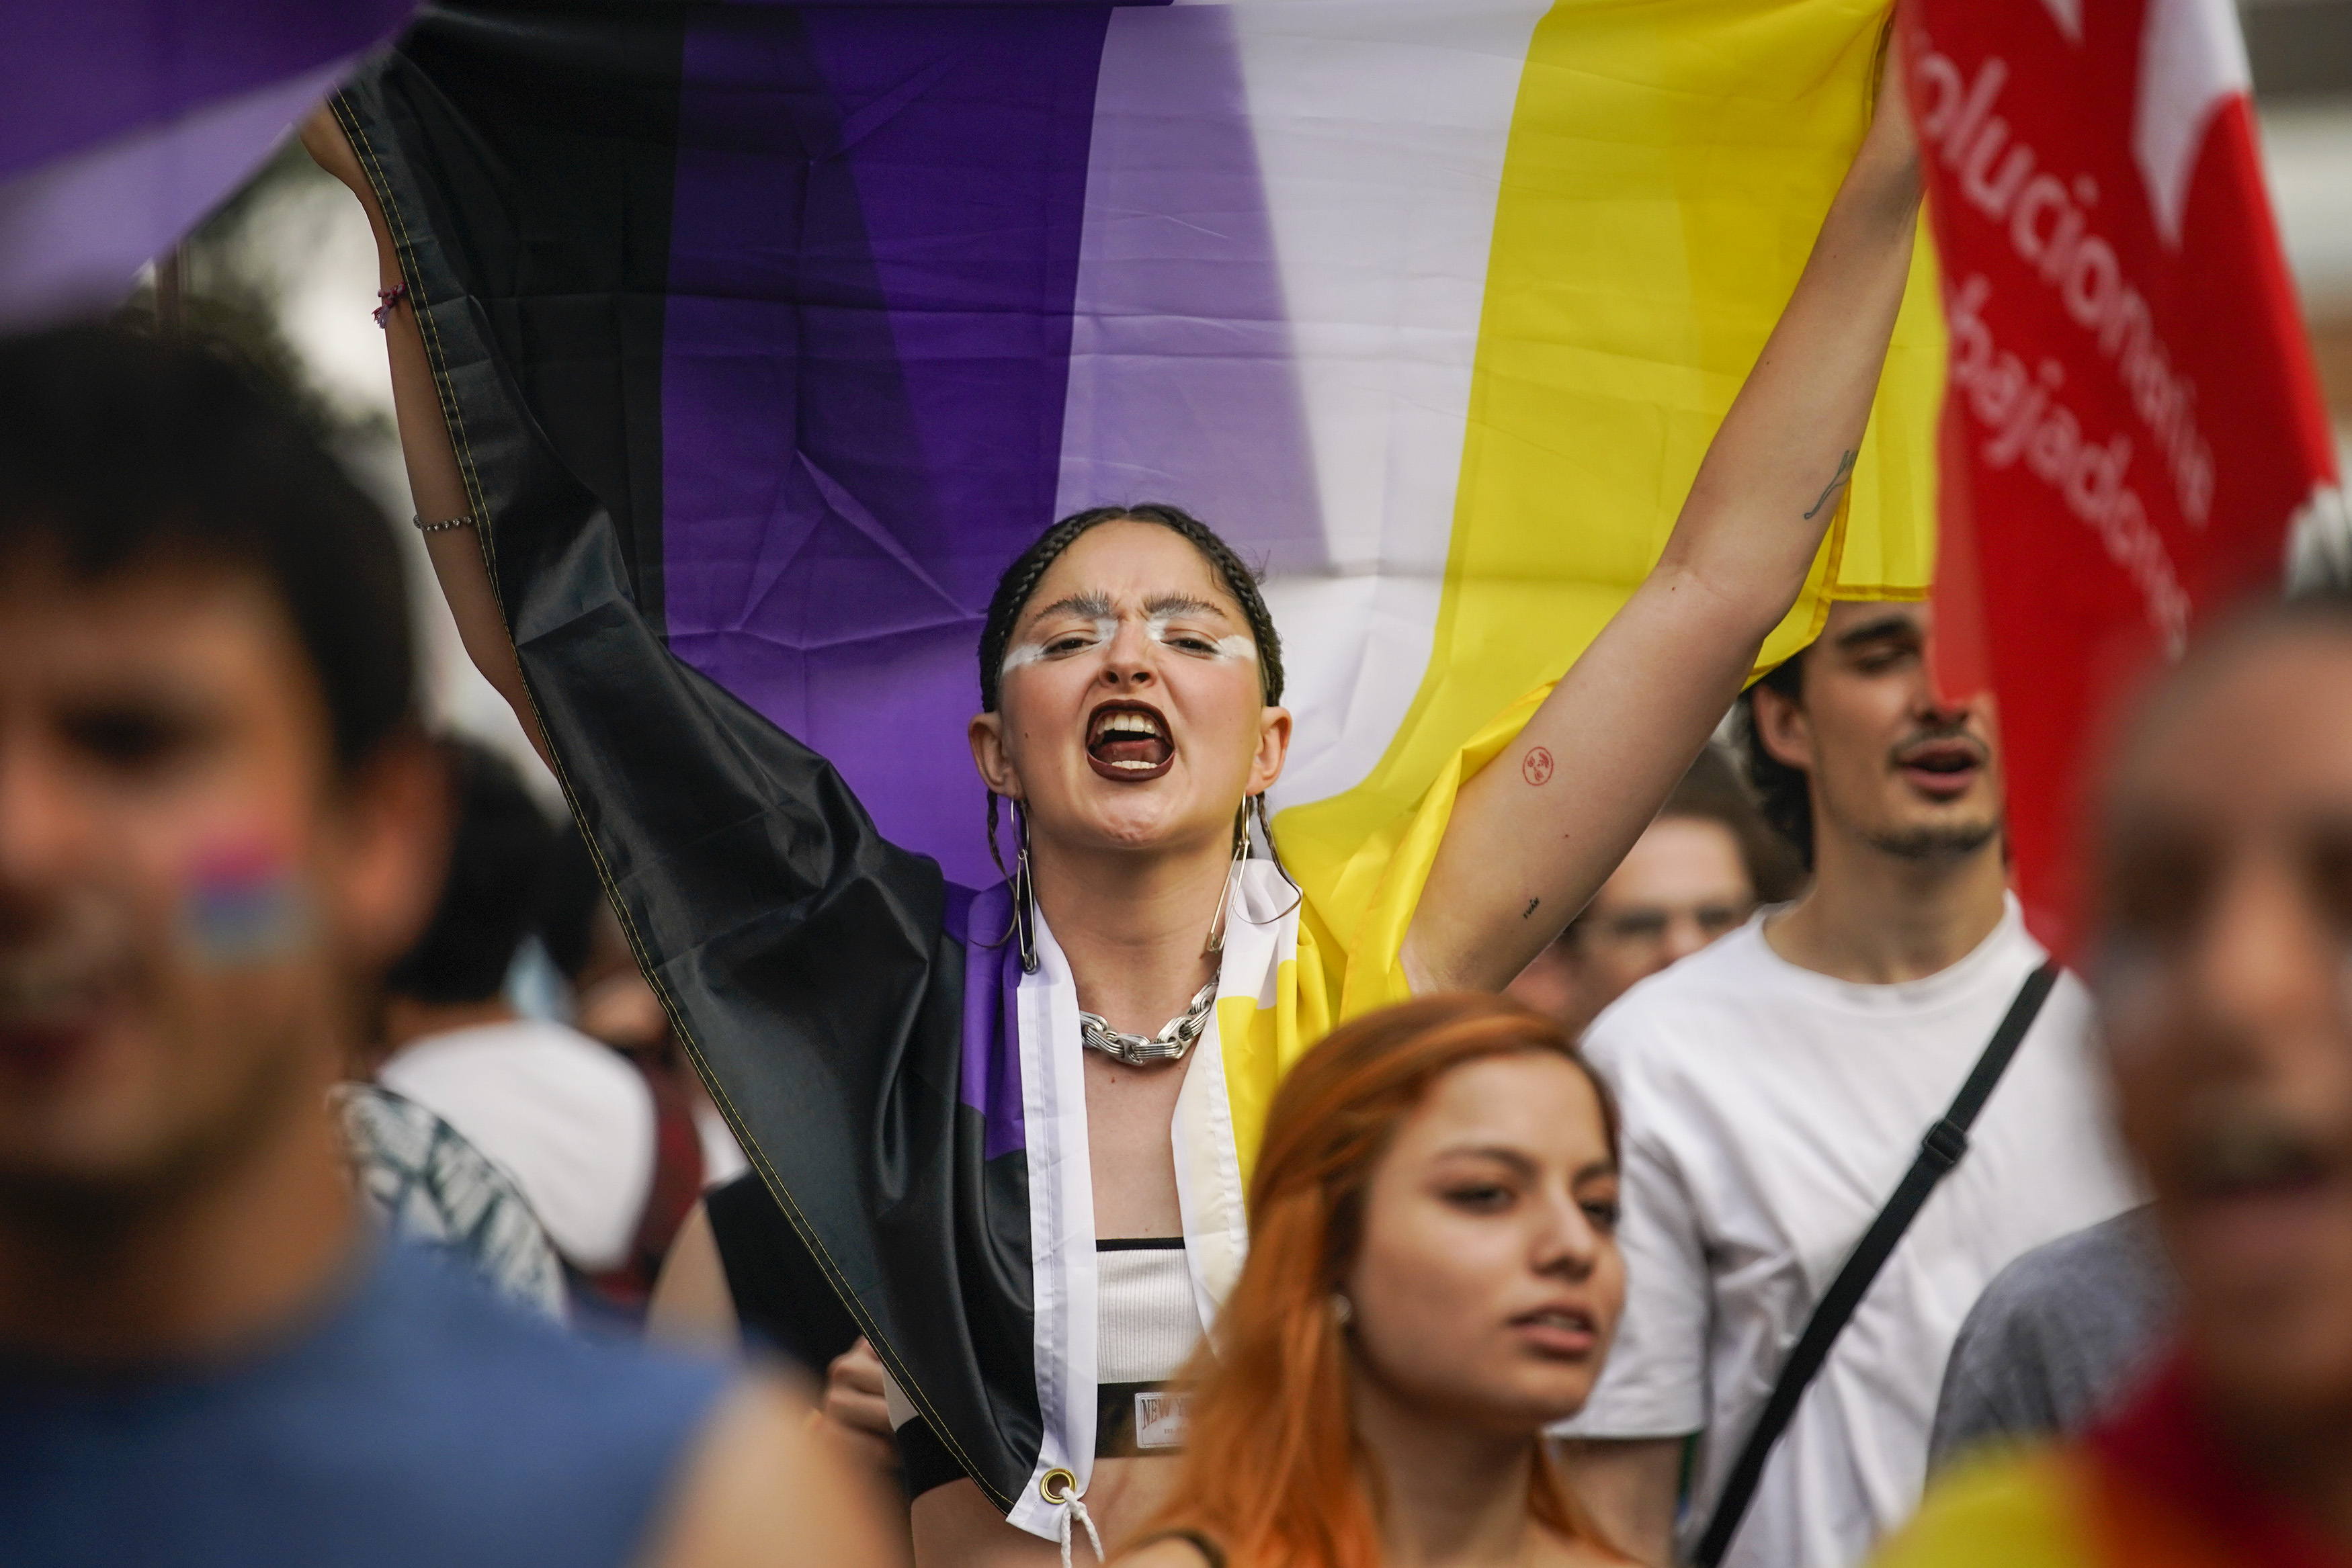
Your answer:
[1804,449,1858,521]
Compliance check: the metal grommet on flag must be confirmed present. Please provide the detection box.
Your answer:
[1037,1469,1102,1568]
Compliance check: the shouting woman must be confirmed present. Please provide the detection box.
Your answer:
[306,34,1916,1565]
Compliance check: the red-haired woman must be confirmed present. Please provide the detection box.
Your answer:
[1122,996,1628,1568]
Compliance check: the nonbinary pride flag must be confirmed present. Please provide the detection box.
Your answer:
[1908,0,2345,949]
[347,0,1942,897]
[339,0,1939,1505]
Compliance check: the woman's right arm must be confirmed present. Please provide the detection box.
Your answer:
[1405,34,1919,994]
[300,107,550,773]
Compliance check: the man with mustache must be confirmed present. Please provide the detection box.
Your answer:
[1556,600,2138,1568]
[0,326,887,1567]
[1877,595,2352,1567]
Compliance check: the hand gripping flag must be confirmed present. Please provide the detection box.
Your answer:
[337,0,1941,1528]
[0,0,415,326]
[1908,0,2345,947]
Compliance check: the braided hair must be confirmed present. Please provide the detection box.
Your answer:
[978,503,1284,713]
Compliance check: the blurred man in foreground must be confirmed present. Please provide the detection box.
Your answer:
[0,325,885,1567]
[1509,744,1800,1037]
[1878,595,2352,1566]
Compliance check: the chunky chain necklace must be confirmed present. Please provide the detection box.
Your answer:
[1079,975,1219,1067]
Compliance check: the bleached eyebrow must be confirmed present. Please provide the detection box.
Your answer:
[1143,595,1232,621]
[1025,592,1116,627]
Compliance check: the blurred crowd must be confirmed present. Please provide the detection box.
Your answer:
[346,732,745,1325]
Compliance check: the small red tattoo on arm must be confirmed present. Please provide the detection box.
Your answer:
[1521,746,1554,786]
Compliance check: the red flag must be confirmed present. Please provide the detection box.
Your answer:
[1907,0,2344,952]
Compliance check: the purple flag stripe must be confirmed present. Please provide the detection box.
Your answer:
[661,3,1314,894]
[663,5,1111,891]
[0,55,358,325]
[0,1,414,186]
[1056,3,1325,574]
[951,883,1028,1156]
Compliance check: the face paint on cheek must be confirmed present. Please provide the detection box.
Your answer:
[179,838,312,968]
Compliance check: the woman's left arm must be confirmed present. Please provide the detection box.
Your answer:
[1406,40,1920,994]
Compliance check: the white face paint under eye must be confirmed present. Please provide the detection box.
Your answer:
[999,614,1119,675]
[999,612,1255,674]
[1147,611,1256,664]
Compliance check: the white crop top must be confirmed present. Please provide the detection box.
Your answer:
[1095,1239,1200,1385]
[882,1237,1202,1440]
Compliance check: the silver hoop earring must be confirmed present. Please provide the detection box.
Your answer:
[1203,803,1250,957]
[1013,805,1039,974]
[981,795,1042,974]
[1331,1292,1353,1328]
[1252,794,1304,918]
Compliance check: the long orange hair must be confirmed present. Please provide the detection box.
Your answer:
[1135,994,1625,1567]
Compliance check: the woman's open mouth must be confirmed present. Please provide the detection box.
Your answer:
[1087,700,1174,782]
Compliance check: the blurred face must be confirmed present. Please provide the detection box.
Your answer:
[0,555,437,1206]
[2099,629,2352,1426]
[1755,601,2004,865]
[1510,817,1754,1031]
[1344,1053,1624,1432]
[970,521,1290,860]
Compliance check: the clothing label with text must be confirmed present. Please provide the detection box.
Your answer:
[1134,1389,1191,1450]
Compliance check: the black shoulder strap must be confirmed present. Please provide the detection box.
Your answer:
[1690,960,2061,1568]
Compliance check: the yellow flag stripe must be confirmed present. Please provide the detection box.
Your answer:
[1274,0,1944,970]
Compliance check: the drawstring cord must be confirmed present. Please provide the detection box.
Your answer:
[1056,1493,1104,1568]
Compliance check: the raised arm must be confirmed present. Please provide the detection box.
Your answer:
[1405,35,1921,994]
[300,107,550,771]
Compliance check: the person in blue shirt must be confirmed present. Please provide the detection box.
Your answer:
[0,324,893,1568]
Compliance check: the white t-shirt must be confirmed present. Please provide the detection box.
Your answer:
[1557,897,2138,1568]
[378,1019,657,1273]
